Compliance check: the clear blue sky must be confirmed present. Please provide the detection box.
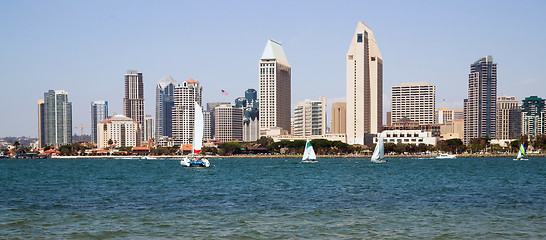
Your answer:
[1,0,545,137]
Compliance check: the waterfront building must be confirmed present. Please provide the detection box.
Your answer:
[155,76,179,139]
[440,119,464,140]
[38,100,45,147]
[259,39,291,136]
[243,89,259,141]
[97,115,141,148]
[91,101,108,143]
[464,56,497,143]
[144,114,154,143]
[39,90,72,147]
[521,96,546,137]
[203,110,212,140]
[346,21,383,145]
[123,70,144,143]
[205,102,230,140]
[373,130,438,146]
[172,79,202,146]
[391,82,436,125]
[382,117,441,137]
[293,97,327,137]
[496,96,521,139]
[331,102,346,134]
[436,108,454,124]
[214,104,243,143]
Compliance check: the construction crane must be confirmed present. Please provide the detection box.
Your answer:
[74,124,89,142]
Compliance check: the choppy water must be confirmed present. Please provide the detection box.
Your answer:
[1,157,545,239]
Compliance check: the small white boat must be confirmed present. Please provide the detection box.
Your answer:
[371,133,387,163]
[436,153,456,159]
[180,102,210,167]
[301,139,317,163]
[513,144,528,161]
[141,156,156,160]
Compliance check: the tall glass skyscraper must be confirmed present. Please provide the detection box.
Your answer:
[521,96,546,137]
[259,39,291,135]
[346,21,383,145]
[464,56,497,143]
[40,90,72,147]
[155,76,179,139]
[91,100,108,143]
[243,89,259,141]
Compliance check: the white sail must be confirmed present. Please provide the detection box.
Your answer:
[302,139,316,161]
[371,133,385,163]
[192,102,203,154]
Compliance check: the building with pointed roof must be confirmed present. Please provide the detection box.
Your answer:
[259,39,291,136]
[155,76,179,140]
[346,21,383,145]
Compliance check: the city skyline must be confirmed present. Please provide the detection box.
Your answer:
[1,1,545,137]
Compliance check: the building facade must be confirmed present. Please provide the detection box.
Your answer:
[464,56,497,143]
[293,97,327,137]
[40,90,72,147]
[373,130,438,146]
[214,105,243,143]
[436,108,454,124]
[97,115,141,148]
[496,96,521,140]
[144,114,154,144]
[331,102,346,134]
[521,96,546,137]
[203,110,212,140]
[391,82,436,125]
[172,79,202,146]
[155,76,179,140]
[243,89,259,141]
[259,39,291,135]
[382,117,441,137]
[440,119,464,140]
[123,70,144,143]
[91,100,108,143]
[346,21,383,145]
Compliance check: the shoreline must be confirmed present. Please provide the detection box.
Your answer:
[45,153,546,159]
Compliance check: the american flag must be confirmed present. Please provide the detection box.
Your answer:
[221,90,228,95]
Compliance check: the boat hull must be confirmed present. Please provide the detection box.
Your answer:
[180,158,210,167]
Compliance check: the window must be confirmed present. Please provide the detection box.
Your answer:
[357,34,363,43]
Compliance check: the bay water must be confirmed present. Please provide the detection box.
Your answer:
[1,157,545,239]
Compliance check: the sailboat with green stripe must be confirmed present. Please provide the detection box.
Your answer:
[302,139,318,163]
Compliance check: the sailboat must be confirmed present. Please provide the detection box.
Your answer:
[301,139,317,163]
[180,102,210,167]
[513,143,528,161]
[371,133,387,163]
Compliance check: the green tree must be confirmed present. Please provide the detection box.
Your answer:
[256,136,274,148]
[217,142,242,155]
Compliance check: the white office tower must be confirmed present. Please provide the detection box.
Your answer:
[293,97,327,137]
[259,39,291,136]
[172,79,202,146]
[391,82,436,124]
[214,104,243,142]
[346,21,383,145]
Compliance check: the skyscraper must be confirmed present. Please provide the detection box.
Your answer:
[331,102,346,134]
[144,114,154,143]
[40,90,72,147]
[155,76,179,139]
[391,82,436,125]
[293,97,327,137]
[496,96,521,139]
[91,101,108,143]
[346,21,383,145]
[243,89,259,141]
[123,70,144,143]
[38,100,45,147]
[464,56,497,143]
[259,39,291,135]
[521,96,546,137]
[172,79,202,146]
[214,104,243,143]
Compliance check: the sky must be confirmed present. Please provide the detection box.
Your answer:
[1,0,545,137]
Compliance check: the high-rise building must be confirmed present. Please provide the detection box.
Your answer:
[464,56,497,143]
[346,21,383,145]
[144,114,154,143]
[123,70,144,143]
[496,96,521,139]
[331,102,346,134]
[391,82,436,125]
[243,89,259,141]
[155,76,179,139]
[436,108,454,124]
[293,97,327,137]
[40,90,72,147]
[205,102,230,140]
[203,110,212,140]
[97,115,141,148]
[214,104,243,142]
[38,100,45,147]
[259,39,291,135]
[521,96,546,137]
[91,101,108,143]
[172,79,202,146]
